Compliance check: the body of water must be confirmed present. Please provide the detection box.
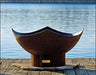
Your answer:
[1,3,95,58]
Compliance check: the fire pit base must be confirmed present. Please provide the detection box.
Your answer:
[31,54,65,67]
[12,63,79,70]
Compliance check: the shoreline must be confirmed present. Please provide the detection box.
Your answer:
[1,3,96,5]
[0,0,96,4]
[1,2,96,4]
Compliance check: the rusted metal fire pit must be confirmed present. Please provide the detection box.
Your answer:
[12,27,83,67]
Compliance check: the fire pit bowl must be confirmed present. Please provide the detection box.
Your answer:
[12,27,83,67]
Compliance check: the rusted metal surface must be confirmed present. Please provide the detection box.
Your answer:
[12,27,83,67]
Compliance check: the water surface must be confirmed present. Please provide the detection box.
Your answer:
[1,3,95,58]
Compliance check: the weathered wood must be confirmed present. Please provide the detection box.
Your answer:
[91,58,95,65]
[14,59,29,75]
[0,58,95,75]
[0,59,6,74]
[73,58,88,75]
[81,58,96,75]
[64,58,76,75]
[1,59,13,74]
[0,59,4,64]
[32,71,40,75]
[4,59,22,75]
[52,70,64,75]
[40,71,52,75]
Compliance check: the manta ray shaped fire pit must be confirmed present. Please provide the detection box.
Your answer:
[12,27,83,67]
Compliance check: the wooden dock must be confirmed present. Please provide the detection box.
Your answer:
[0,58,96,75]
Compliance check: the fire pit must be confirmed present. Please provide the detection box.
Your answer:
[12,27,83,67]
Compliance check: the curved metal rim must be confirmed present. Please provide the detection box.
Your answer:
[12,27,84,37]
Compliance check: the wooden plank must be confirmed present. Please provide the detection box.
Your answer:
[72,58,88,75]
[86,58,96,70]
[91,58,95,65]
[15,69,29,75]
[27,71,32,75]
[0,59,6,70]
[26,59,33,75]
[4,59,22,75]
[81,58,96,69]
[4,59,28,75]
[0,59,6,74]
[0,59,13,74]
[1,59,95,75]
[64,58,76,75]
[40,71,52,75]
[0,59,4,64]
[66,58,72,65]
[32,71,40,75]
[52,70,64,75]
[81,58,96,75]
[18,59,39,75]
[15,59,29,75]
[84,58,94,65]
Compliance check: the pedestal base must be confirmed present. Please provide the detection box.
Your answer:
[12,63,79,70]
[31,54,65,67]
